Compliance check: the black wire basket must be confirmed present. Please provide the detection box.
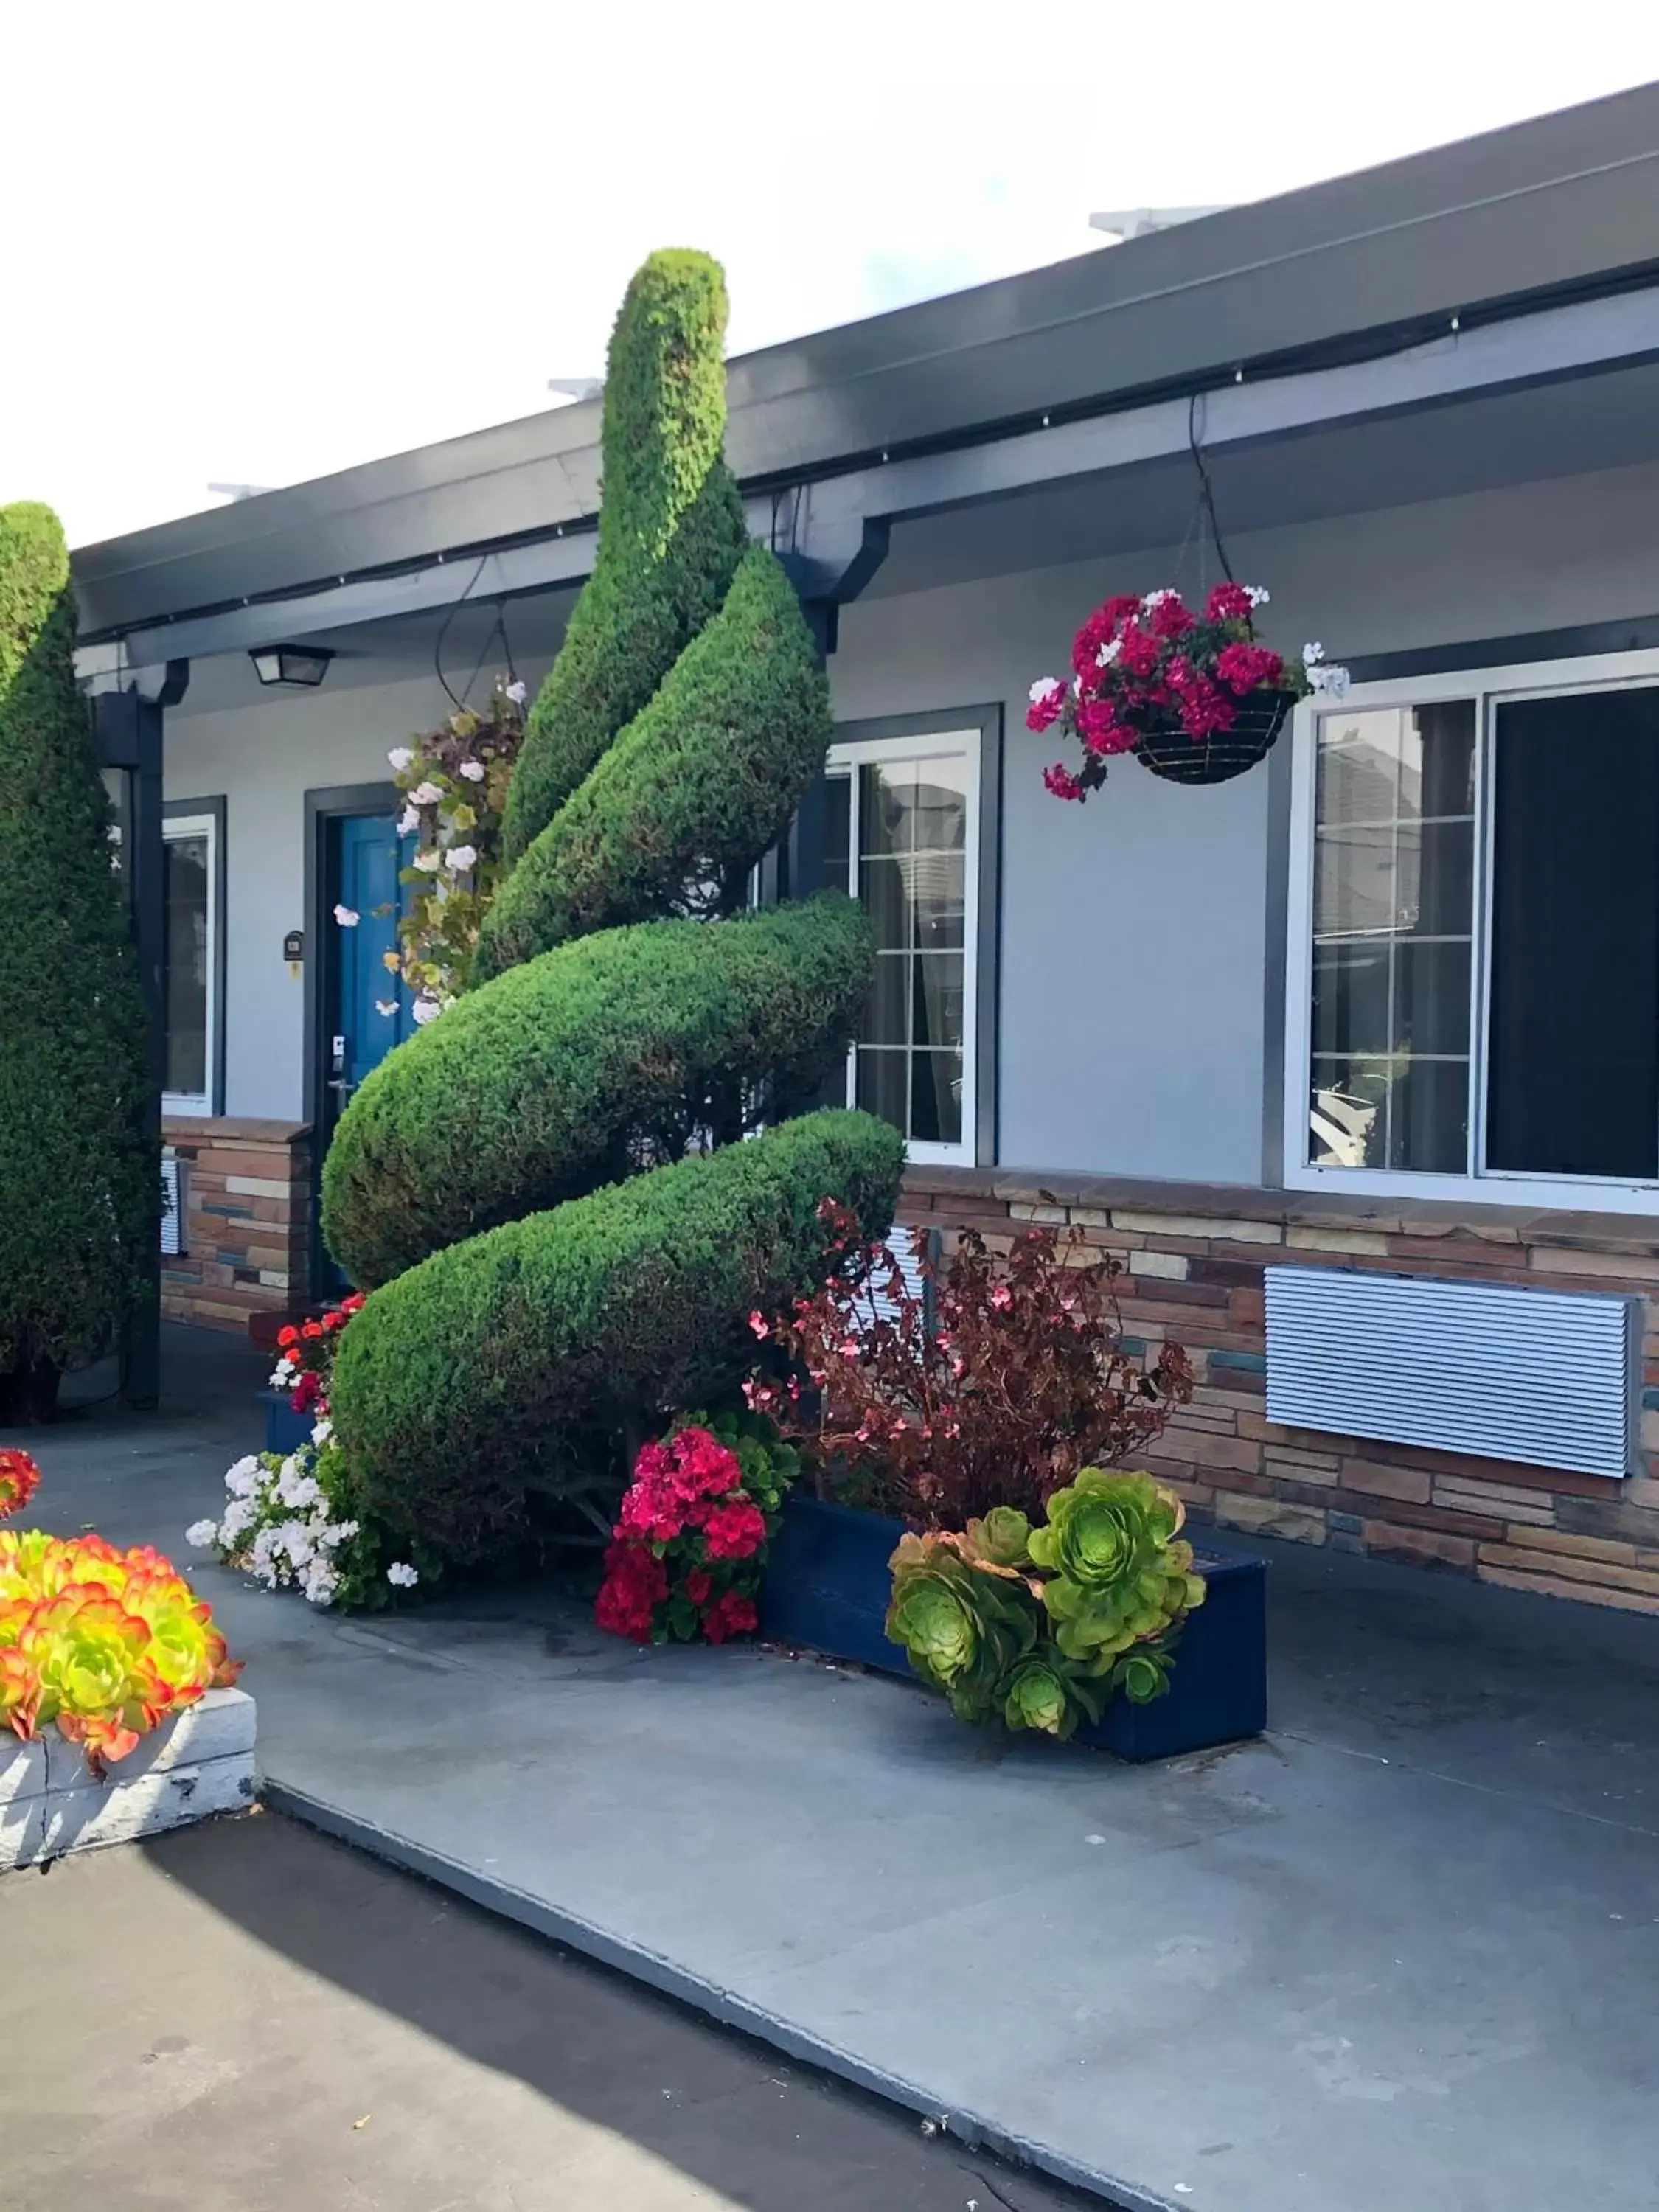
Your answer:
[1133,689,1296,787]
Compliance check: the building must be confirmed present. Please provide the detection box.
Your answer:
[74,81,1659,1611]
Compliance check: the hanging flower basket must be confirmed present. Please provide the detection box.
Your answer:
[1133,685,1298,785]
[1029,583,1348,803]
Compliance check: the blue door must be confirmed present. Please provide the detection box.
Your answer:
[319,812,413,1290]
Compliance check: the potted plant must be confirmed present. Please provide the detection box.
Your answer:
[1029,582,1348,795]
[746,1210,1267,1759]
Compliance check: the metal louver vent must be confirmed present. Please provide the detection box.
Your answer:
[849,1225,933,1339]
[159,1155,184,1259]
[1265,1265,1637,1481]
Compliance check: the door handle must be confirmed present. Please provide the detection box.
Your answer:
[327,1077,356,1101]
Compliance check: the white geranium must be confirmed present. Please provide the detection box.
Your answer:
[505,679,527,705]
[185,1518,220,1549]
[1027,676,1064,705]
[412,848,442,873]
[458,759,486,782]
[1141,588,1177,610]
[1307,662,1351,698]
[1302,641,1326,665]
[397,804,421,836]
[410,780,443,806]
[310,1416,333,1444]
[333,904,359,928]
[386,1561,420,1589]
[411,995,443,1026]
[445,844,478,874]
[1245,585,1270,608]
[375,998,398,1018]
[1096,636,1122,668]
[388,746,415,771]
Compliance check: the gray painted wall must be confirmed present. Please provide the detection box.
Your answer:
[167,456,1659,1175]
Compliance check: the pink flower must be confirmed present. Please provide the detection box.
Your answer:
[1204,582,1256,624]
[990,1283,1013,1310]
[1214,641,1285,697]
[747,1309,769,1340]
[1025,677,1067,733]
[702,1498,768,1561]
[1147,593,1197,641]
[1043,763,1084,802]
[1076,700,1135,757]
[1114,625,1163,680]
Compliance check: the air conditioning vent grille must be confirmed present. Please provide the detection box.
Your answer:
[1265,1265,1636,1481]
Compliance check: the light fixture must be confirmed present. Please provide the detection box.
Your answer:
[249,644,334,689]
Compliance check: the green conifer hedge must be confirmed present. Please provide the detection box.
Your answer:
[0,503,154,1418]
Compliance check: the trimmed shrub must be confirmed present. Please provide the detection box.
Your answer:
[326,249,902,1561]
[333,1112,903,1562]
[495,251,748,872]
[0,503,154,1419]
[323,892,874,1288]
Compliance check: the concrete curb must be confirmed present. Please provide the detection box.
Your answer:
[263,1777,1166,2212]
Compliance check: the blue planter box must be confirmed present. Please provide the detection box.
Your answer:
[759,1492,1267,1762]
[259,1389,315,1457]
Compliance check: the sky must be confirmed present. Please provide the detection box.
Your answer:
[4,4,1658,549]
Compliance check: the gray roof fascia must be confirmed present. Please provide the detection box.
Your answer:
[71,79,1659,644]
[82,278,1659,678]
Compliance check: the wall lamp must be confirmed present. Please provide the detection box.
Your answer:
[249,644,334,689]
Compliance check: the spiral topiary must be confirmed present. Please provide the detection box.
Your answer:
[322,251,904,1562]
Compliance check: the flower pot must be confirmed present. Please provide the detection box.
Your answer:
[759,1492,1266,1761]
[259,1388,314,1457]
[1133,688,1295,787]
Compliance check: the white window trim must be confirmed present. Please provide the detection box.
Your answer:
[826,728,981,1169]
[1284,643,1659,1215]
[161,810,218,1119]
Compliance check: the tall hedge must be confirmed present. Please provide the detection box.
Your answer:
[0,503,154,1418]
[324,252,903,1557]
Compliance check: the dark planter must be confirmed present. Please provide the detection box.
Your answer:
[1133,688,1295,786]
[759,1492,1266,1762]
[259,1388,315,1457]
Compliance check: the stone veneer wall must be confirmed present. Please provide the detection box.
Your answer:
[900,1168,1659,1618]
[161,1118,310,1332]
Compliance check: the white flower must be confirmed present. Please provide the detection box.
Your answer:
[375,998,398,1018]
[1027,676,1065,705]
[411,995,443,1026]
[301,1559,340,1607]
[397,804,421,837]
[220,1498,257,1545]
[1096,637,1122,668]
[1141,588,1178,610]
[1302,641,1325,665]
[185,1518,220,1550]
[386,1561,420,1589]
[445,844,478,874]
[276,1464,323,1512]
[1245,585,1270,608]
[458,758,486,782]
[505,679,527,705]
[410,779,443,806]
[1307,662,1351,698]
[311,1416,333,1444]
[413,848,442,873]
[333,903,359,928]
[225,1455,262,1496]
[388,746,415,772]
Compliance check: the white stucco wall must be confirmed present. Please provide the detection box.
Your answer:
[166,455,1659,1174]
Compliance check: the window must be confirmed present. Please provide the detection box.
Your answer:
[1287,655,1659,1207]
[803,723,991,1166]
[162,806,222,1116]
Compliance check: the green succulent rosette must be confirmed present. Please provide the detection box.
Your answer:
[1028,1469,1206,1670]
[885,1532,1041,1722]
[1001,1649,1107,1740]
[1110,1641,1178,1705]
[960,1505,1032,1570]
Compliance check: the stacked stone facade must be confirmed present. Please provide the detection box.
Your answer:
[161,1118,310,1332]
[900,1168,1659,1616]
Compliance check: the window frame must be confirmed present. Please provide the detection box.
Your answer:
[822,708,1001,1169]
[1284,646,1659,1213]
[161,797,226,1119]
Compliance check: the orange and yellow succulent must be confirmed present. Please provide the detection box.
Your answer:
[0,1451,240,1772]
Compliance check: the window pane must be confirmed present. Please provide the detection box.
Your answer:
[1487,686,1659,1178]
[913,953,964,1050]
[867,953,908,1046]
[908,759,969,851]
[860,856,910,951]
[855,1046,908,1128]
[164,832,209,1099]
[1310,700,1474,1174]
[861,764,914,856]
[903,849,964,948]
[910,1051,964,1146]
[1393,940,1470,1057]
[1312,942,1391,1056]
[821,773,851,891]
